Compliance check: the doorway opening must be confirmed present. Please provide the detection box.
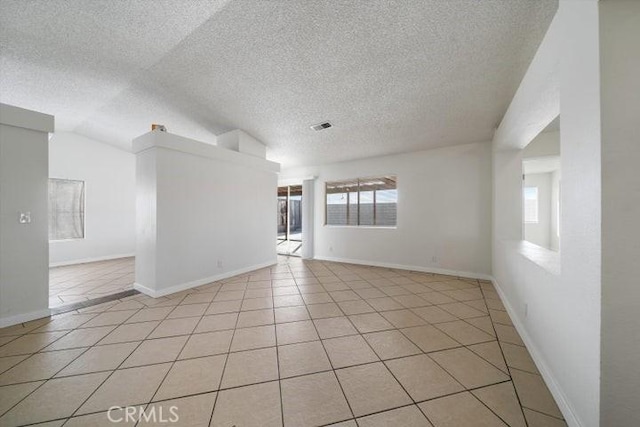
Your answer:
[47,132,137,312]
[277,185,302,256]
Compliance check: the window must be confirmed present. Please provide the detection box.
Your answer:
[523,186,539,224]
[326,176,397,226]
[49,178,85,240]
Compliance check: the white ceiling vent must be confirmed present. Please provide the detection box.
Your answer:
[310,122,332,131]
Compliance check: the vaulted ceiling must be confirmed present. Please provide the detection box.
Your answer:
[0,0,557,167]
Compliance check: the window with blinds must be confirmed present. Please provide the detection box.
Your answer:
[325,176,397,226]
[49,178,85,240]
[523,186,539,224]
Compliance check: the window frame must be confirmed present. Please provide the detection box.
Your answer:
[48,178,87,242]
[324,175,397,228]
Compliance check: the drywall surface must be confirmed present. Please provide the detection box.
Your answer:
[0,104,52,327]
[599,0,640,425]
[523,130,560,158]
[524,173,552,249]
[550,169,561,251]
[493,13,560,150]
[216,129,266,159]
[301,179,314,259]
[49,132,135,266]
[133,131,279,296]
[281,141,492,278]
[492,2,601,425]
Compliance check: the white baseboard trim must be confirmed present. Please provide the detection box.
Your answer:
[313,255,493,281]
[134,259,277,298]
[49,253,135,268]
[491,277,582,427]
[0,308,51,328]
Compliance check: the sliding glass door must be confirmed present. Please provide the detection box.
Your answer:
[277,185,302,256]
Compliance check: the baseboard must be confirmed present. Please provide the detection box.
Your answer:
[313,255,493,281]
[49,253,135,268]
[0,308,51,328]
[491,277,582,427]
[134,259,277,298]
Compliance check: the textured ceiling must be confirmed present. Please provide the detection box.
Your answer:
[0,0,557,167]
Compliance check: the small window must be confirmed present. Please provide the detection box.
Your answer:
[326,176,397,226]
[49,178,85,240]
[523,187,539,224]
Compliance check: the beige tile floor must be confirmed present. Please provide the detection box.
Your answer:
[49,258,134,308]
[1,256,567,427]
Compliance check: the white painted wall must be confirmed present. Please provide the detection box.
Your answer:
[523,130,560,158]
[48,132,136,266]
[524,172,552,249]
[301,178,315,259]
[216,129,267,159]
[599,1,640,425]
[281,141,492,278]
[0,104,53,327]
[549,169,561,251]
[133,131,279,296]
[491,2,601,426]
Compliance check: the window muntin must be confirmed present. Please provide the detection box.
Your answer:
[325,176,397,227]
[49,178,85,240]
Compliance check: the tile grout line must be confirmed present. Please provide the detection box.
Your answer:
[269,264,286,427]
[0,303,151,422]
[478,280,532,427]
[206,281,245,427]
[62,292,192,424]
[136,286,226,427]
[508,367,567,421]
[0,258,563,427]
[295,264,358,425]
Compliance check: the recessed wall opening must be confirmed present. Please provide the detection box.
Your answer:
[522,116,561,252]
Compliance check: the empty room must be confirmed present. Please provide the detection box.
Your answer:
[0,1,638,426]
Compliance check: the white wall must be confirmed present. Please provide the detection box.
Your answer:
[524,172,552,249]
[282,141,492,278]
[491,2,601,426]
[49,132,136,266]
[133,131,279,296]
[0,104,53,327]
[523,130,560,158]
[301,178,315,259]
[599,0,640,425]
[549,169,561,251]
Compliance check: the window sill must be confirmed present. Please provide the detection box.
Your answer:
[323,225,397,230]
[517,240,561,276]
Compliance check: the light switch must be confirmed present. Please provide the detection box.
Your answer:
[19,212,31,224]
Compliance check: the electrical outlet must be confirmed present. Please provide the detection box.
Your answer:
[431,255,437,263]
[217,260,223,268]
[524,303,528,318]
[329,246,333,252]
